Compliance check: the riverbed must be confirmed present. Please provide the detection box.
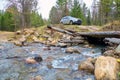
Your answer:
[0,42,104,80]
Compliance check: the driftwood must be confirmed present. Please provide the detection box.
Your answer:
[47,25,120,38]
[47,25,74,36]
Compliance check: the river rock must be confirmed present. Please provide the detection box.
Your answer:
[34,32,40,37]
[34,75,43,80]
[34,55,43,62]
[23,29,34,35]
[25,57,37,64]
[14,41,23,46]
[15,30,22,35]
[84,44,93,48]
[103,50,120,58]
[86,78,92,80]
[19,35,26,42]
[95,56,119,80]
[65,47,80,54]
[32,35,40,42]
[25,55,42,64]
[57,43,67,48]
[115,44,120,53]
[103,50,115,56]
[78,58,95,73]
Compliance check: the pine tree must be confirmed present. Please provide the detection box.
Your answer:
[70,0,86,24]
[49,6,60,24]
[31,11,44,27]
[87,10,91,25]
[114,0,120,20]
[99,0,113,24]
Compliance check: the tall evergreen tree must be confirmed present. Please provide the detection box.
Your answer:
[0,11,15,31]
[49,6,61,24]
[87,10,91,25]
[70,0,86,24]
[114,0,120,20]
[99,0,113,24]
[31,12,44,27]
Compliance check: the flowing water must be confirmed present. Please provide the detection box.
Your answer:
[0,42,104,80]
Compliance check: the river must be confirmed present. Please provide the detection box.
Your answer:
[0,42,104,80]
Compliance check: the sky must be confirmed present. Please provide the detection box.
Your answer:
[0,0,93,19]
[0,1,6,10]
[38,0,93,19]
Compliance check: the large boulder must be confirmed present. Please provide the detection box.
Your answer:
[78,58,95,73]
[95,56,119,80]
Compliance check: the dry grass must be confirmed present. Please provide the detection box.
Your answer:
[51,24,101,32]
[101,20,120,31]
[0,31,14,42]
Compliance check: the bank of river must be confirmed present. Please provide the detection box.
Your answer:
[0,42,104,80]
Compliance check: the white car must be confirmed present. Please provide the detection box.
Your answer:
[60,16,82,25]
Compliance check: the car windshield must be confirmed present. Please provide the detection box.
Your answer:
[63,16,69,19]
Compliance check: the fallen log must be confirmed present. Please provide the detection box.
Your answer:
[76,31,120,38]
[47,25,75,36]
[47,25,120,38]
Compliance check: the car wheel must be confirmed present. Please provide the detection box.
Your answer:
[77,20,82,25]
[60,22,63,24]
[69,20,73,25]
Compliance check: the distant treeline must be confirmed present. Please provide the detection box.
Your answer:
[0,0,44,31]
[0,10,44,31]
[49,0,120,25]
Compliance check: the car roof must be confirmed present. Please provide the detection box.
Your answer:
[62,16,82,20]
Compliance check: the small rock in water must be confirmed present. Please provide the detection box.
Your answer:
[34,56,43,62]
[43,46,51,50]
[14,41,23,47]
[0,46,4,49]
[86,78,92,80]
[47,63,53,69]
[57,43,67,48]
[103,50,115,56]
[65,47,80,54]
[84,44,92,48]
[84,45,90,48]
[25,57,37,64]
[33,75,43,80]
[90,50,95,54]
[78,58,95,73]
[25,55,42,64]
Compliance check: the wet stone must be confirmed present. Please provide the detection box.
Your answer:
[33,75,43,80]
[57,43,67,48]
[65,47,80,54]
[78,58,95,73]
